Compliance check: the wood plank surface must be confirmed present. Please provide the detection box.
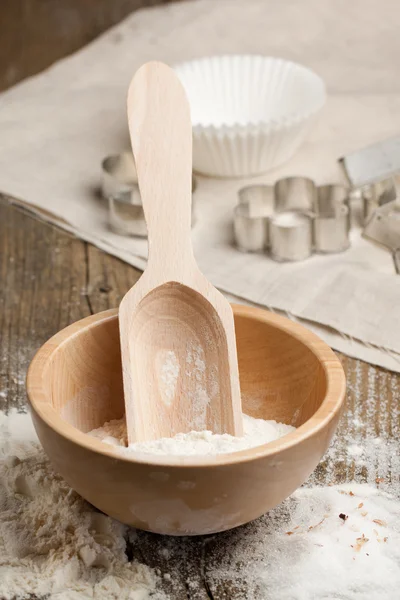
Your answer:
[0,195,398,599]
[0,0,181,91]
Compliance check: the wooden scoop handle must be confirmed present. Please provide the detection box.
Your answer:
[127,62,195,280]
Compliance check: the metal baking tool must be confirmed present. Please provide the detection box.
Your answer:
[120,61,242,443]
[233,181,352,260]
[393,248,400,274]
[234,204,269,252]
[269,211,313,261]
[339,136,400,188]
[109,190,148,237]
[102,152,141,204]
[102,153,197,237]
[274,176,317,213]
[362,199,400,251]
[313,184,350,253]
[238,185,275,216]
[361,177,397,224]
[313,204,350,254]
[234,185,274,251]
[317,184,350,216]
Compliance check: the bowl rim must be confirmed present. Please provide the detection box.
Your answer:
[26,304,346,468]
[174,54,327,134]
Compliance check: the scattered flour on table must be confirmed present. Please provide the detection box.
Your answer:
[308,363,400,493]
[206,483,400,600]
[88,414,295,456]
[1,377,400,600]
[0,409,164,600]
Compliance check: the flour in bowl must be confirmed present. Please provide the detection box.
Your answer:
[88,414,295,456]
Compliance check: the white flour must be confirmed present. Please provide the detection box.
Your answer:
[0,410,164,600]
[159,350,180,407]
[88,414,295,456]
[308,363,400,494]
[185,343,212,431]
[206,483,400,599]
[1,389,399,599]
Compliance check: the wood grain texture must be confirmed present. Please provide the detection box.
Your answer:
[121,62,242,442]
[0,0,182,91]
[1,195,399,598]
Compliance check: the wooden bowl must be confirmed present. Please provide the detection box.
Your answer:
[27,305,345,536]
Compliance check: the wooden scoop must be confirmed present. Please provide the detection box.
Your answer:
[119,62,243,443]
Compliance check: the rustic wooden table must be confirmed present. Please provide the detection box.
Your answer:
[1,195,398,599]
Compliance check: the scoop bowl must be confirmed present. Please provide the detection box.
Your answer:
[27,304,345,536]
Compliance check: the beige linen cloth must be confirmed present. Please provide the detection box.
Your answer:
[0,0,399,370]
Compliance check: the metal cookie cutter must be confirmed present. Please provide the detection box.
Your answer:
[339,136,400,189]
[340,137,400,273]
[274,176,317,213]
[108,190,148,237]
[313,185,350,253]
[234,185,274,252]
[269,211,313,261]
[234,178,351,261]
[393,248,400,274]
[363,199,400,267]
[339,137,400,226]
[361,178,397,224]
[101,152,197,237]
[102,153,141,203]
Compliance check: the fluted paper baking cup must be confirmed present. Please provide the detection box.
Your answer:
[175,55,326,177]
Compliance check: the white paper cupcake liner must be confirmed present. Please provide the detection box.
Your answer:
[175,55,326,178]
